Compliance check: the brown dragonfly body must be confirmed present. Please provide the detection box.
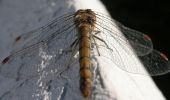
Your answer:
[74,9,96,97]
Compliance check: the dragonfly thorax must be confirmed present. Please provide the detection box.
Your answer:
[74,9,96,30]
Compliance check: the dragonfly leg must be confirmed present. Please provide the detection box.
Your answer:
[59,39,79,76]
[93,35,113,51]
[70,37,79,48]
[92,36,101,56]
[93,30,101,35]
[60,38,79,53]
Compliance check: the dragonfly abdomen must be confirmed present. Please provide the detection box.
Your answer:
[79,26,92,97]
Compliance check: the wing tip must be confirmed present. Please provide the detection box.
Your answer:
[1,56,10,64]
[143,34,151,41]
[15,35,21,42]
[160,52,169,62]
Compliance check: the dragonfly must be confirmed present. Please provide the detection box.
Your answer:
[0,9,170,99]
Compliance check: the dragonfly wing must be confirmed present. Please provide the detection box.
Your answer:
[116,23,153,56]
[94,16,170,75]
[0,16,82,99]
[96,13,153,56]
[13,13,75,53]
[0,14,78,80]
[139,50,170,76]
[93,33,148,75]
[0,44,80,100]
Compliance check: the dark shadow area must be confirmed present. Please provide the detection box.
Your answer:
[100,0,170,99]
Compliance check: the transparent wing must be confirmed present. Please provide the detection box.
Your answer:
[0,13,79,80]
[94,13,170,76]
[12,13,75,52]
[96,13,153,56]
[0,36,82,100]
[138,50,170,75]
